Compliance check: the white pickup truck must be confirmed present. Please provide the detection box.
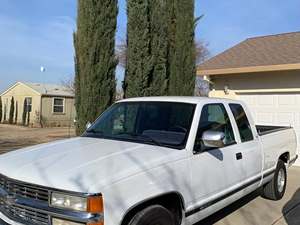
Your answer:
[0,97,298,225]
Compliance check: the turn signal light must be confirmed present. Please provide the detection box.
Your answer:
[87,195,104,213]
[87,223,104,225]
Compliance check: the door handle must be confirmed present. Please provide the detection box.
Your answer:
[236,152,243,160]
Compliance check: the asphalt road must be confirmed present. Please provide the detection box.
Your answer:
[195,166,300,225]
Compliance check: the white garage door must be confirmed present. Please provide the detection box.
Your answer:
[238,93,300,166]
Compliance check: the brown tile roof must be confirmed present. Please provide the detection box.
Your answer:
[198,32,300,71]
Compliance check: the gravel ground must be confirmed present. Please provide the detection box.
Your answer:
[0,124,75,154]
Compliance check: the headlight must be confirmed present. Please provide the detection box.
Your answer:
[51,192,103,213]
[52,218,84,225]
[51,192,87,211]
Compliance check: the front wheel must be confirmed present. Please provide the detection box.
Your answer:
[262,160,287,200]
[128,205,176,225]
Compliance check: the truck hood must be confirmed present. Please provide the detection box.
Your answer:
[0,137,185,193]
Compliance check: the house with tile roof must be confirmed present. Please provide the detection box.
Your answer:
[0,82,75,127]
[198,31,300,165]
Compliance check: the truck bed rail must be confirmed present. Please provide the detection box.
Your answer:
[256,125,292,136]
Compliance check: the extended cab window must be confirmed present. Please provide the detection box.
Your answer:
[195,104,235,151]
[229,104,254,142]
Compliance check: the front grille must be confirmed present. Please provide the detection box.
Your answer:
[0,174,50,225]
[0,199,49,225]
[0,174,49,202]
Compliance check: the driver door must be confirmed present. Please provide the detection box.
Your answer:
[190,103,245,209]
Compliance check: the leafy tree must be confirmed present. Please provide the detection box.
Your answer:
[15,101,18,124]
[74,0,118,134]
[9,97,15,124]
[168,0,197,96]
[0,97,2,123]
[124,0,168,97]
[22,99,27,126]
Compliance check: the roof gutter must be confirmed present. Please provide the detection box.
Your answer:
[197,63,300,76]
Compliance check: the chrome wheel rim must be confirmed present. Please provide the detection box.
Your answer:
[277,168,285,193]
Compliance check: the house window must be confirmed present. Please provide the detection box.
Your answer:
[25,97,32,112]
[53,98,65,113]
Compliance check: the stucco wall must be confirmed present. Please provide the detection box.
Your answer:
[208,70,300,98]
[0,83,41,125]
[41,96,75,127]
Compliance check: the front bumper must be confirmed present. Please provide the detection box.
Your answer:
[0,173,103,225]
[0,212,23,225]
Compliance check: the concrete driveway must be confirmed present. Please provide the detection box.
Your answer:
[196,166,300,225]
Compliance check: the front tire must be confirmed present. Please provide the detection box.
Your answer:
[128,205,176,225]
[262,160,287,200]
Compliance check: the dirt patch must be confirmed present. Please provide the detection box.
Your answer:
[0,124,76,154]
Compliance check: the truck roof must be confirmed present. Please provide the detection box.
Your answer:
[118,96,243,105]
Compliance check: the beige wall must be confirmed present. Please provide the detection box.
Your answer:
[41,96,75,127]
[1,83,75,127]
[0,83,41,125]
[208,70,300,99]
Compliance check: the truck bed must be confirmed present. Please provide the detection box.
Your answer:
[256,125,292,136]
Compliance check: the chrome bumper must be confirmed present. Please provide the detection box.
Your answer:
[0,217,12,225]
[0,174,103,225]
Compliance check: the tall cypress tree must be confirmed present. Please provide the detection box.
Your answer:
[124,0,168,97]
[124,0,152,97]
[22,99,27,126]
[15,101,18,124]
[148,0,169,95]
[3,104,7,122]
[74,0,118,134]
[168,0,196,96]
[9,97,15,124]
[0,97,2,123]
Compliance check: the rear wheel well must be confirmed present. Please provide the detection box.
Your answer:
[120,192,184,225]
[279,152,290,164]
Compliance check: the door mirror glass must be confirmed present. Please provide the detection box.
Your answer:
[202,130,225,149]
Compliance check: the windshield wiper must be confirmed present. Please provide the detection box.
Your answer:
[138,134,162,147]
[116,132,162,147]
[86,129,104,135]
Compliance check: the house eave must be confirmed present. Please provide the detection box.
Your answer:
[197,63,300,76]
[41,94,74,98]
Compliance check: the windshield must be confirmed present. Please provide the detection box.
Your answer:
[83,101,196,149]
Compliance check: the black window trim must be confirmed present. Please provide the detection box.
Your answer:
[194,103,237,153]
[229,103,254,143]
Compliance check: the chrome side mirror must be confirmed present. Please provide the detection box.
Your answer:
[86,122,92,129]
[202,130,225,148]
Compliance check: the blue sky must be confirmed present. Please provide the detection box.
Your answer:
[0,0,299,92]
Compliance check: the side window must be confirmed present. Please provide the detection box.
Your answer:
[25,97,32,112]
[53,98,64,113]
[194,104,235,151]
[229,104,254,142]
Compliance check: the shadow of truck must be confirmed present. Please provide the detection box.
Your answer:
[195,188,262,225]
[282,188,300,225]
